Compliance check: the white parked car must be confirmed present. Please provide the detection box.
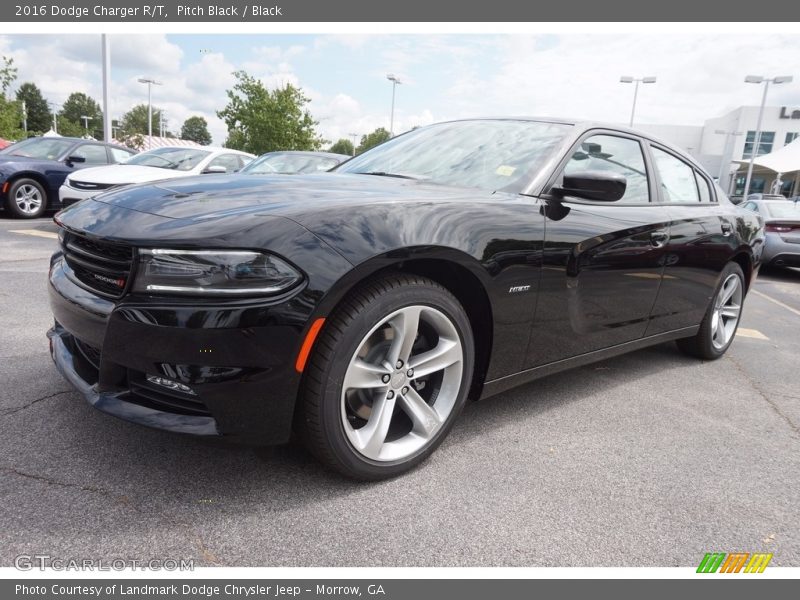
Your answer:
[59,146,254,207]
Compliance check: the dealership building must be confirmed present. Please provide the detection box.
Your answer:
[636,105,800,197]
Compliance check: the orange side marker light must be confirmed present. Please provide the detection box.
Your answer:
[295,317,326,373]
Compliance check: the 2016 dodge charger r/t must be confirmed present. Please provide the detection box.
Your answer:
[47,118,765,479]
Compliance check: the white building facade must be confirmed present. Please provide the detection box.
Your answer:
[635,105,800,197]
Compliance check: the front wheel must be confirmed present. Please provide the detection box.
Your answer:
[676,262,745,360]
[298,274,475,480]
[5,178,48,218]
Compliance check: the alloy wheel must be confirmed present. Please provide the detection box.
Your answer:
[710,273,743,350]
[340,305,464,462]
[14,184,43,215]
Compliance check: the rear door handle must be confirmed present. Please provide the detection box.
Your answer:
[721,221,733,236]
[650,230,669,248]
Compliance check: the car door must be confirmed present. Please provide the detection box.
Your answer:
[525,131,671,368]
[644,144,735,335]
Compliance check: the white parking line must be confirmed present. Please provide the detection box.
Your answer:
[8,229,58,240]
[753,289,800,318]
[737,327,769,340]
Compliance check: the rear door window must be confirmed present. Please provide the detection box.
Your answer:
[651,147,699,203]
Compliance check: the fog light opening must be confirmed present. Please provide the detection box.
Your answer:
[146,375,196,395]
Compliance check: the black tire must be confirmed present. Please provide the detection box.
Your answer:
[676,261,745,360]
[298,274,475,480]
[5,178,48,219]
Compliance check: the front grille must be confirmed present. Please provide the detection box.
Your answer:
[62,232,133,298]
[69,180,116,192]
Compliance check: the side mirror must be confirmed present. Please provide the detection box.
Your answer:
[203,165,227,174]
[552,171,626,202]
[66,155,86,164]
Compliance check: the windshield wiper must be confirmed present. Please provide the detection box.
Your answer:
[355,171,421,180]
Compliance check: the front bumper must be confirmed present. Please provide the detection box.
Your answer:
[58,184,97,208]
[48,254,307,444]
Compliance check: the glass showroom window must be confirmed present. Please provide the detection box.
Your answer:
[785,132,799,145]
[742,131,775,159]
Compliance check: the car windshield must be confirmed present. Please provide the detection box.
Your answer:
[124,147,211,171]
[243,153,342,174]
[335,120,572,193]
[763,201,800,219]
[0,138,74,160]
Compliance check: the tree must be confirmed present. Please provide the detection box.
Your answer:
[217,71,323,154]
[59,92,103,138]
[0,56,25,140]
[329,138,354,156]
[16,82,51,134]
[180,115,212,145]
[119,103,164,138]
[357,127,391,154]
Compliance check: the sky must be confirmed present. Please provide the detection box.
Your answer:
[1,33,799,147]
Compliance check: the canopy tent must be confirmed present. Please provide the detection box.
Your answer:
[734,137,800,174]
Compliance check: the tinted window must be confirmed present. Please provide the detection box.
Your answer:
[110,148,135,163]
[336,120,571,193]
[695,172,712,202]
[73,144,110,165]
[742,202,758,212]
[652,148,699,203]
[563,135,649,204]
[206,154,242,173]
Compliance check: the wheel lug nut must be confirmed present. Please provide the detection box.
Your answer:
[386,390,395,399]
[395,360,403,369]
[406,369,414,377]
[381,374,391,384]
[402,386,409,395]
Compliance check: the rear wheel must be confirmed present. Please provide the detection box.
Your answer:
[676,262,745,360]
[298,274,474,480]
[5,178,48,218]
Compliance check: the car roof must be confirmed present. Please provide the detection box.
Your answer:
[257,150,349,160]
[138,145,254,157]
[8,136,135,152]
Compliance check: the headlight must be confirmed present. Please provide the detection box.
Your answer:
[132,249,302,296]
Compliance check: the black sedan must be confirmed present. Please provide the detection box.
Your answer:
[47,118,764,479]
[0,136,135,218]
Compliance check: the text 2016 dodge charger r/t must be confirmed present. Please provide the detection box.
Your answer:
[48,118,764,479]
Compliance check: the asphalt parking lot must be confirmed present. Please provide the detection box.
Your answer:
[1,215,799,568]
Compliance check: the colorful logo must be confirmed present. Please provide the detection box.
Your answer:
[697,552,773,573]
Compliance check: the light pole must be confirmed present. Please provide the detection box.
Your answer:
[81,115,92,135]
[741,75,793,201]
[714,128,743,192]
[348,132,358,156]
[21,100,27,133]
[101,34,112,143]
[137,77,162,149]
[619,76,656,127]
[386,73,402,137]
[48,102,59,134]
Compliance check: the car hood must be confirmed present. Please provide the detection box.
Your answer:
[68,164,196,185]
[89,173,478,221]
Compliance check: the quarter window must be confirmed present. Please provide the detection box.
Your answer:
[206,154,242,173]
[562,135,649,204]
[786,132,799,145]
[111,148,135,163]
[651,147,699,203]
[695,172,712,203]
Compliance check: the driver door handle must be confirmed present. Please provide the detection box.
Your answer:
[650,230,669,248]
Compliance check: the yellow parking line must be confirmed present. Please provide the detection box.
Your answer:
[8,229,58,240]
[737,328,769,340]
[753,289,800,318]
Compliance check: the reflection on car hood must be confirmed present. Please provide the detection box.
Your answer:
[68,164,197,185]
[90,173,476,221]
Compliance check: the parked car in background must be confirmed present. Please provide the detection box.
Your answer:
[747,193,787,202]
[59,146,255,207]
[741,199,800,267]
[0,136,136,218]
[241,151,349,175]
[48,118,764,479]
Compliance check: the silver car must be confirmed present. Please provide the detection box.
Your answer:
[741,199,800,267]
